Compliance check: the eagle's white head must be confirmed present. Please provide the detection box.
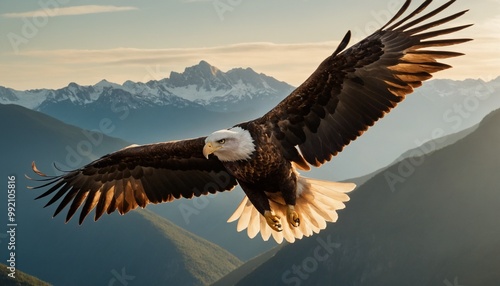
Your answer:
[203,127,255,162]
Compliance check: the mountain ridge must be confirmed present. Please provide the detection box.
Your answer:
[0,262,51,286]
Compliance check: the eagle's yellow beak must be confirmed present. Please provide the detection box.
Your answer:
[203,142,222,159]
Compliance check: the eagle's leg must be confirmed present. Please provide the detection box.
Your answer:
[286,205,300,228]
[264,210,282,232]
[281,175,300,228]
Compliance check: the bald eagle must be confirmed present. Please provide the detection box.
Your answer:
[29,0,471,243]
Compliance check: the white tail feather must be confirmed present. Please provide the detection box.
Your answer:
[227,176,356,244]
[227,198,247,223]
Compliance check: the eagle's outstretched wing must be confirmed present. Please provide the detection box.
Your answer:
[28,137,237,224]
[254,0,472,169]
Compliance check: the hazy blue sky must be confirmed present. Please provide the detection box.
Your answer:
[1,0,498,90]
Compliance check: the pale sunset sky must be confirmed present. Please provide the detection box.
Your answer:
[0,0,498,90]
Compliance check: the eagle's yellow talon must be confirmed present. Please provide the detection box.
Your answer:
[264,211,282,232]
[287,205,300,227]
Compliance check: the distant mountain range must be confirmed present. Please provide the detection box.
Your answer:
[0,60,294,112]
[0,61,294,146]
[215,108,500,286]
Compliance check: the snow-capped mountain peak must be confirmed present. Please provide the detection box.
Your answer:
[94,79,123,90]
[141,61,294,109]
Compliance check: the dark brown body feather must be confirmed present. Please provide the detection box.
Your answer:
[224,122,298,214]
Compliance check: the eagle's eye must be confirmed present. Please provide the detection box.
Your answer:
[217,139,225,144]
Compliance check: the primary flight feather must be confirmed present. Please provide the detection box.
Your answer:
[29,0,471,243]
